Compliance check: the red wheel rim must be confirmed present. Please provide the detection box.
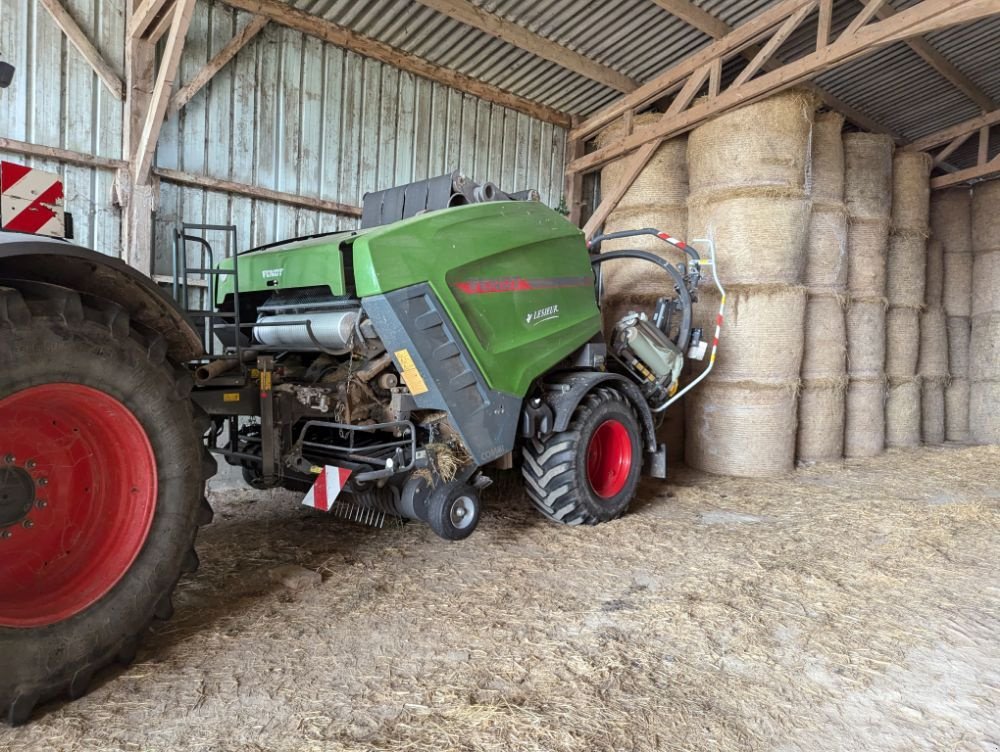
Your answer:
[586,419,632,499]
[0,384,157,628]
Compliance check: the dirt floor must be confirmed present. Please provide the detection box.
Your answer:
[2,445,999,752]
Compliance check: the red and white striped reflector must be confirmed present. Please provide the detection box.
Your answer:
[0,161,65,238]
[302,465,352,512]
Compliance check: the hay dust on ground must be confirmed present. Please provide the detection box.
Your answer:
[3,446,999,752]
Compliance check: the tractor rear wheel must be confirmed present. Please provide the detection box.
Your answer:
[0,281,214,725]
[521,387,641,525]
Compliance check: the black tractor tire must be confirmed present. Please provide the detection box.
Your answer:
[0,281,215,725]
[521,387,642,525]
[425,482,481,540]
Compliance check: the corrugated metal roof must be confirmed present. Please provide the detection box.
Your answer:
[282,0,999,169]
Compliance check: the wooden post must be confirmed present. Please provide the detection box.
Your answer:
[564,117,585,228]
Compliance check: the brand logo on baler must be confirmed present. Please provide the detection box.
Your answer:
[262,268,284,279]
[526,304,559,325]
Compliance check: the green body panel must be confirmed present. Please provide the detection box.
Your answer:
[353,202,600,396]
[216,233,353,301]
[219,202,601,396]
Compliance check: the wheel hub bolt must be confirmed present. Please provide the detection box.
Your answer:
[1,530,11,539]
[37,477,48,487]
[3,454,14,465]
[21,519,32,529]
[36,499,47,509]
[25,459,36,470]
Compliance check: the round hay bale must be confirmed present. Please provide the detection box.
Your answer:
[885,306,920,378]
[969,379,1000,444]
[885,377,922,448]
[687,194,810,285]
[945,377,970,443]
[805,205,849,290]
[943,252,973,317]
[844,378,885,457]
[846,298,886,378]
[685,381,798,477]
[600,207,690,300]
[844,133,894,220]
[886,233,926,307]
[969,312,1000,381]
[925,237,944,307]
[796,380,846,463]
[687,89,816,198]
[931,188,972,254]
[922,377,946,444]
[971,178,1000,252]
[918,307,949,378]
[947,316,971,379]
[971,249,1000,316]
[809,111,846,206]
[847,218,891,297]
[692,286,806,383]
[597,120,688,211]
[891,151,931,232]
[801,293,847,380]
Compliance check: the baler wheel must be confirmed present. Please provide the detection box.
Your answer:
[0,281,215,725]
[521,387,641,525]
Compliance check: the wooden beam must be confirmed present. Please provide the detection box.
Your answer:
[843,0,889,37]
[154,167,363,216]
[859,0,997,111]
[817,0,833,47]
[216,0,571,128]
[905,109,1000,151]
[931,153,1000,188]
[571,0,818,141]
[563,128,585,227]
[933,131,973,164]
[646,0,897,137]
[708,57,722,97]
[979,126,990,164]
[132,0,196,184]
[732,2,816,87]
[0,136,127,170]
[169,15,268,114]
[569,0,1000,175]
[130,0,172,40]
[38,0,124,99]
[412,0,638,93]
[650,0,730,38]
[582,63,713,239]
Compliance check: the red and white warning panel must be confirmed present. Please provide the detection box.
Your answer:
[0,161,65,238]
[302,465,352,512]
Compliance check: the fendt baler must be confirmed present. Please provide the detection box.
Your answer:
[191,174,720,539]
[0,167,719,724]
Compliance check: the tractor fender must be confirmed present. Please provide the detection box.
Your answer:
[0,231,202,361]
[539,371,657,451]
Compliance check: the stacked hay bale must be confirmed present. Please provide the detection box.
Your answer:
[596,115,689,459]
[797,112,848,463]
[919,234,949,444]
[970,179,1000,444]
[933,188,974,442]
[685,90,815,477]
[884,151,931,447]
[843,134,894,457]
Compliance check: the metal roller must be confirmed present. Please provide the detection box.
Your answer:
[253,310,359,351]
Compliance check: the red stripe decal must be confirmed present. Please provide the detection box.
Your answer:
[0,161,32,193]
[313,471,329,512]
[4,180,63,234]
[337,467,352,487]
[713,337,719,347]
[716,314,724,326]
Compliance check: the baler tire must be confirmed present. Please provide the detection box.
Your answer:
[521,387,641,526]
[0,281,215,725]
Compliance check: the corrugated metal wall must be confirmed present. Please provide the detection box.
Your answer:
[0,0,124,255]
[0,0,568,270]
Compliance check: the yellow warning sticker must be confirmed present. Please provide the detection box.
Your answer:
[394,348,416,371]
[394,349,428,395]
[401,368,428,395]
[223,392,240,403]
[260,371,272,391]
